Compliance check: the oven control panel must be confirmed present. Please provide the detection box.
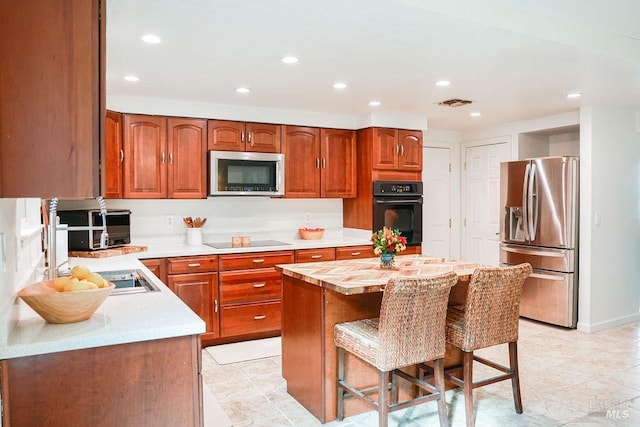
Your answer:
[373,180,423,196]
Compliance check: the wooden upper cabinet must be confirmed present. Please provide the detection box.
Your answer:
[0,0,104,198]
[372,128,399,170]
[371,127,423,172]
[207,120,244,151]
[104,110,123,199]
[208,120,281,153]
[283,126,321,198]
[321,129,357,198]
[398,130,423,171]
[123,115,167,198]
[122,115,206,199]
[167,118,207,198]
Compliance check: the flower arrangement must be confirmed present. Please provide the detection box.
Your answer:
[371,226,407,256]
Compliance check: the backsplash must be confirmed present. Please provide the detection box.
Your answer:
[56,197,345,240]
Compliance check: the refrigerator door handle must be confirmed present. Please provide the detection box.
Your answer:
[528,163,537,240]
[501,246,567,258]
[522,163,531,241]
[529,272,565,281]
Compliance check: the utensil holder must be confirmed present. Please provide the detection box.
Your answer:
[186,228,203,246]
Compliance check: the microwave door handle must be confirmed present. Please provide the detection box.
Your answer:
[375,199,423,204]
[522,163,531,241]
[528,163,537,240]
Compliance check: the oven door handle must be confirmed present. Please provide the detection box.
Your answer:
[375,199,423,204]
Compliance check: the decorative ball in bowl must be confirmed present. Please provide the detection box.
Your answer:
[18,276,115,324]
[299,227,325,240]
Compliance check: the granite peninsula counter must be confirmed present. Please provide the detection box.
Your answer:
[275,255,483,423]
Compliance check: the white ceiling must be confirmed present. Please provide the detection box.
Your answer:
[106,0,640,131]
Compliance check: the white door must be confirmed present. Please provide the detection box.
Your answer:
[464,143,509,265]
[423,147,451,258]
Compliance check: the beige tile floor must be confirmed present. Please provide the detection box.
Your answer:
[202,319,640,426]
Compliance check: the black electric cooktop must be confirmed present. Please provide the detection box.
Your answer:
[204,240,291,249]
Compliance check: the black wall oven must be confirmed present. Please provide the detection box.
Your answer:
[372,181,423,247]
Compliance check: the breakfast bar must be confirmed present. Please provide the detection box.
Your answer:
[276,255,481,423]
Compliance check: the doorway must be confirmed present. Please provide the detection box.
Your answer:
[463,142,510,265]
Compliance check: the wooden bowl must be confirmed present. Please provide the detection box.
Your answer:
[18,280,115,324]
[299,228,325,240]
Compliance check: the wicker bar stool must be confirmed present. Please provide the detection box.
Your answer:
[441,263,532,427]
[334,272,458,427]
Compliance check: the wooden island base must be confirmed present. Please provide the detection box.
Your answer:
[281,273,469,423]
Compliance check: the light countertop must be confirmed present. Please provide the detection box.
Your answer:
[276,255,482,295]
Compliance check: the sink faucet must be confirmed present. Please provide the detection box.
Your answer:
[45,196,109,280]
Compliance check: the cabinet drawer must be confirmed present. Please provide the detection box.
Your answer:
[335,245,375,260]
[221,301,281,336]
[167,255,218,274]
[295,248,336,263]
[219,251,294,271]
[219,268,281,304]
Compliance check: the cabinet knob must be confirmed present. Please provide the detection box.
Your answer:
[350,252,361,256]
[241,131,245,143]
[400,145,405,156]
[119,149,124,163]
[322,158,326,168]
[311,254,322,259]
[248,132,252,144]
[252,258,265,263]
[161,152,166,165]
[253,283,266,288]
[213,300,218,313]
[253,315,266,320]
[187,263,201,267]
[169,152,174,165]
[316,158,320,168]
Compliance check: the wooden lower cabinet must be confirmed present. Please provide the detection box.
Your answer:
[0,335,202,427]
[214,250,294,344]
[166,255,219,341]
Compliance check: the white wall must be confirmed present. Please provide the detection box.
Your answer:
[57,197,344,242]
[578,105,640,331]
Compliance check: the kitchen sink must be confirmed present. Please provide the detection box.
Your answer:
[96,269,159,296]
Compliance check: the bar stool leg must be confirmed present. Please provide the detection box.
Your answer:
[379,370,389,427]
[391,371,399,404]
[463,351,475,427]
[337,347,345,421]
[509,341,523,414]
[433,358,448,427]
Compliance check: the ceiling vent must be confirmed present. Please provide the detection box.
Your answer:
[437,98,473,107]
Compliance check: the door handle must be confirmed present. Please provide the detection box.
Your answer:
[169,153,173,165]
[119,149,124,163]
[252,258,265,263]
[161,152,166,165]
[213,300,218,313]
[316,158,320,168]
[502,246,566,257]
[400,145,404,156]
[529,272,565,281]
[311,254,323,259]
[253,283,266,288]
[253,315,266,320]
[350,252,361,256]
[187,263,201,267]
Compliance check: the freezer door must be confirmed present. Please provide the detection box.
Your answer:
[500,243,575,272]
[528,156,579,249]
[519,268,577,328]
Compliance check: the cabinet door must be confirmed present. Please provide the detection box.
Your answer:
[140,258,167,284]
[104,110,123,199]
[167,118,207,199]
[372,128,399,170]
[398,130,423,171]
[246,123,281,153]
[283,126,321,198]
[168,272,218,337]
[0,0,103,198]
[295,248,336,263]
[321,129,357,198]
[207,120,245,151]
[123,114,167,198]
[335,245,376,260]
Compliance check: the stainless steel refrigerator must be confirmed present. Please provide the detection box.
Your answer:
[499,156,579,328]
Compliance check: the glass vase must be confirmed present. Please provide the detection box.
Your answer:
[379,253,395,269]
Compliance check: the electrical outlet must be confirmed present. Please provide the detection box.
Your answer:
[304,212,312,223]
[165,215,174,228]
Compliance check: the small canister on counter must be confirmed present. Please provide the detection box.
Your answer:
[231,236,242,247]
[241,236,251,246]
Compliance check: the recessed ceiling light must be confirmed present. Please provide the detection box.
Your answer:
[567,92,582,99]
[369,100,381,107]
[436,80,451,87]
[141,34,161,44]
[281,56,299,64]
[333,82,347,89]
[235,87,250,94]
[124,75,140,82]
[470,112,482,117]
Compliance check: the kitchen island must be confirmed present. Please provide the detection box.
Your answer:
[0,257,206,427]
[276,255,481,423]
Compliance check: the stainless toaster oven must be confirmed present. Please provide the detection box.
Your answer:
[57,209,131,251]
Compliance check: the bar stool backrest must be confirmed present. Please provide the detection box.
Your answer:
[377,272,458,371]
[458,263,532,351]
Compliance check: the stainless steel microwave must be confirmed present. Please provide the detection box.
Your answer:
[209,151,285,196]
